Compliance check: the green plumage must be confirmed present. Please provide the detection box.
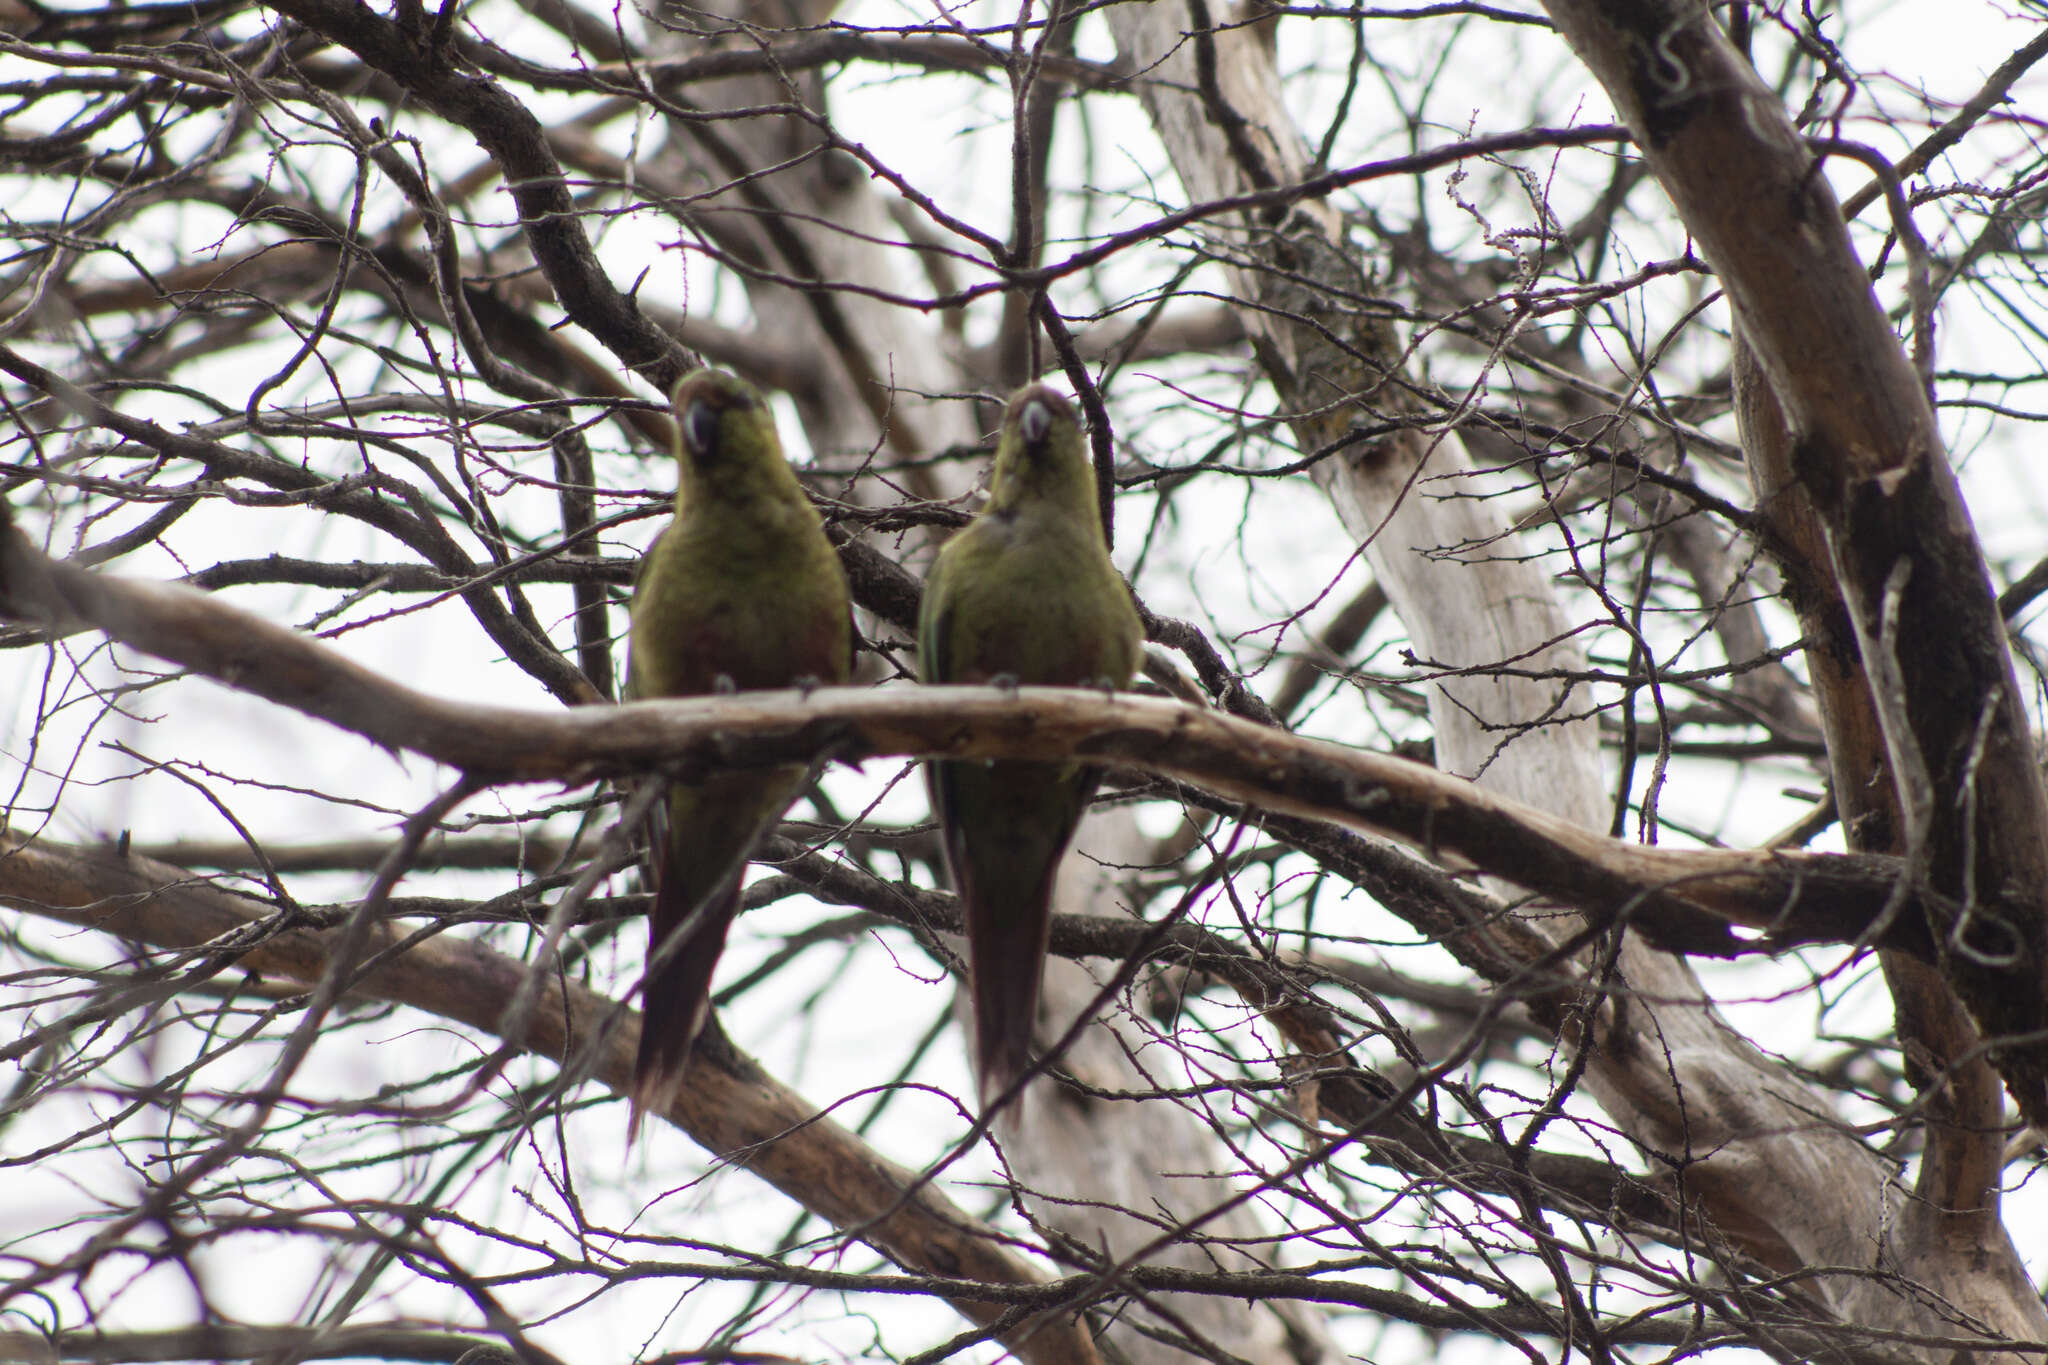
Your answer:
[919,385,1144,1113]
[625,369,852,1140]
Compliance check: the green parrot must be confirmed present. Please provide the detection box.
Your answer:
[919,384,1144,1113]
[624,368,852,1140]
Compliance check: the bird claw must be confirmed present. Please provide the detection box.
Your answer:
[713,673,738,695]
[992,672,1021,695]
[794,673,822,697]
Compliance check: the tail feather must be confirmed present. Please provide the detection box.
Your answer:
[966,875,1055,1117]
[627,867,741,1144]
[941,762,1090,1118]
[626,767,805,1144]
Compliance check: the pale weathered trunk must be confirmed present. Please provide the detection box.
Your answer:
[1105,2,2045,1354]
[993,822,1345,1365]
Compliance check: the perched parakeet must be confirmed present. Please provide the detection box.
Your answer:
[919,384,1144,1112]
[624,368,852,1139]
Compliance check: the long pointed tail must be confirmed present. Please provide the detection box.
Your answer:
[936,760,1091,1118]
[627,871,740,1143]
[967,877,1056,1117]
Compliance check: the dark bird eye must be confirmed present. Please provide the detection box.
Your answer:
[1019,399,1052,445]
[681,400,720,458]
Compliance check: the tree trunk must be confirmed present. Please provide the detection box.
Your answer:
[1105,1,2047,1353]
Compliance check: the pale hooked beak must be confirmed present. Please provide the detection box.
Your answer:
[1020,398,1052,445]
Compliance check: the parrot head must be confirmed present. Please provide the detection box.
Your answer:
[669,368,804,503]
[987,384,1102,534]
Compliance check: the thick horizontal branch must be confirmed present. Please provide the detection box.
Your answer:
[0,505,1939,960]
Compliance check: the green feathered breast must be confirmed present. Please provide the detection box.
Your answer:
[624,368,851,1140]
[920,384,1142,1113]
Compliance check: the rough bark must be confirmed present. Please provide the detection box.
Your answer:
[1541,0,2048,1131]
[1541,0,2047,1347]
[1104,2,2046,1353]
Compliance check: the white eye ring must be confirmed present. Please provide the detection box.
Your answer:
[681,401,719,457]
[1020,399,1052,445]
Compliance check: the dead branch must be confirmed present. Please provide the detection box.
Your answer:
[0,503,1955,965]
